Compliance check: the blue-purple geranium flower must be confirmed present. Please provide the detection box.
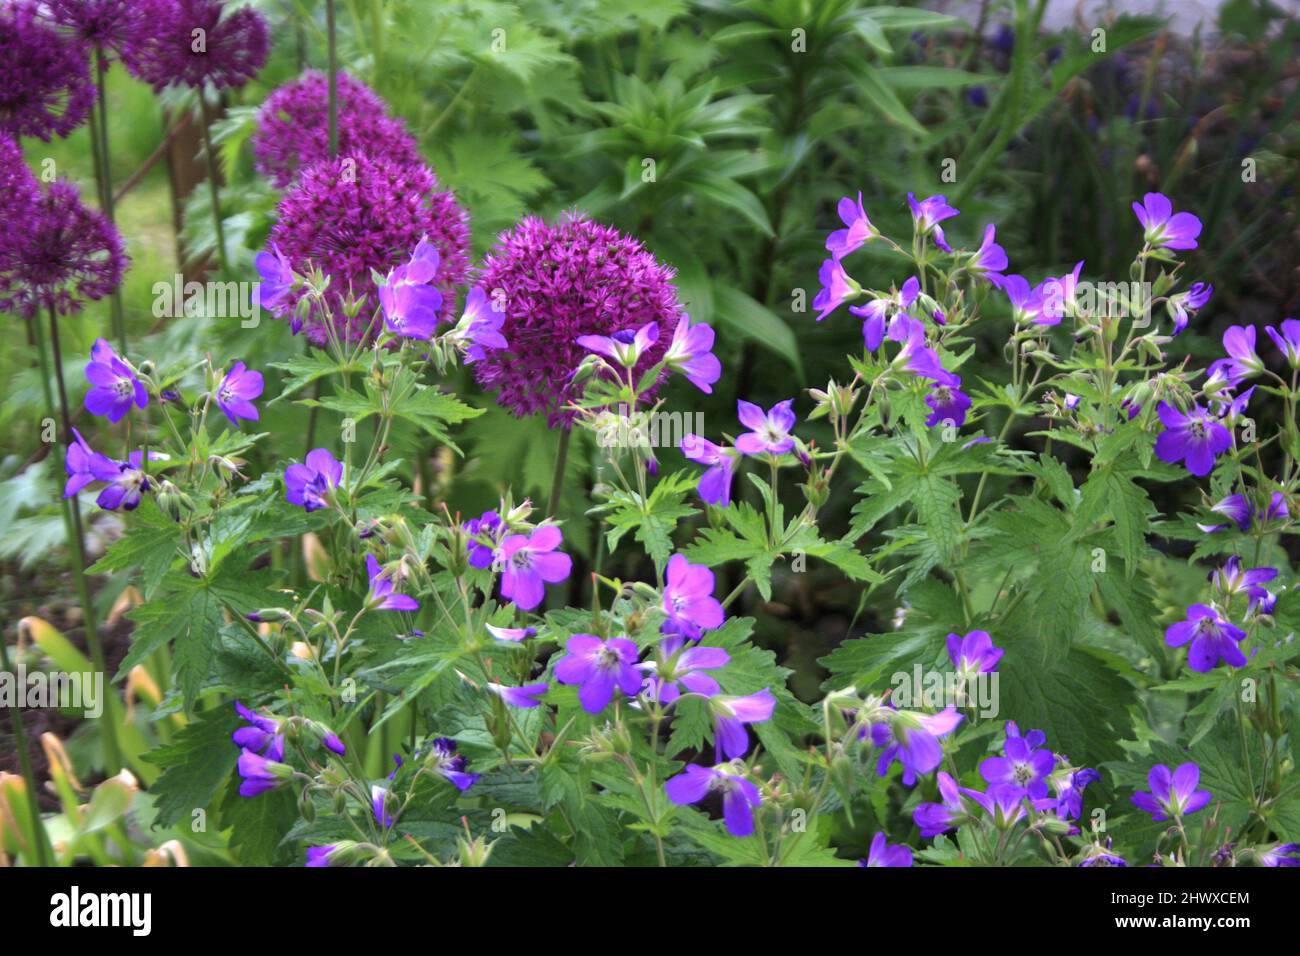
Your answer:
[1131,762,1212,821]
[554,633,642,713]
[445,286,508,364]
[1132,192,1201,251]
[429,737,479,791]
[1265,318,1300,368]
[1165,603,1247,672]
[826,191,877,260]
[253,243,294,317]
[709,689,776,761]
[643,642,729,705]
[63,427,121,499]
[661,554,725,641]
[665,763,762,837]
[946,629,1003,677]
[859,832,912,867]
[83,338,147,423]
[852,276,919,350]
[379,236,444,340]
[869,706,963,786]
[464,510,503,569]
[924,379,972,428]
[486,681,548,709]
[980,722,1054,802]
[970,223,1008,286]
[1168,281,1212,335]
[662,313,721,393]
[498,525,572,611]
[1154,402,1232,478]
[680,434,739,507]
[907,192,958,252]
[577,320,659,368]
[216,361,264,426]
[735,399,797,456]
[1208,325,1264,386]
[812,257,860,321]
[285,448,343,512]
[365,554,419,612]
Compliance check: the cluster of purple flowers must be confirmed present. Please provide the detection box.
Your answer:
[1164,556,1276,673]
[679,399,798,507]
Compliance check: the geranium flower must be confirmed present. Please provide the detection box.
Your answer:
[1265,319,1300,368]
[1168,281,1212,335]
[63,427,120,498]
[661,554,724,641]
[970,223,1008,286]
[1212,556,1277,600]
[215,361,263,425]
[284,448,343,512]
[1131,763,1212,821]
[96,458,149,511]
[497,525,572,611]
[735,399,796,456]
[554,633,641,713]
[486,682,548,709]
[252,244,294,318]
[907,192,959,251]
[979,723,1054,801]
[681,434,739,507]
[464,510,503,569]
[664,763,762,837]
[709,689,776,761]
[812,257,860,321]
[485,623,536,643]
[662,314,721,393]
[83,338,147,423]
[445,286,507,364]
[859,832,913,867]
[379,237,444,340]
[1035,261,1083,325]
[869,706,963,785]
[913,771,978,837]
[1154,402,1232,477]
[428,737,478,791]
[1165,603,1247,672]
[643,643,729,705]
[305,845,341,867]
[924,380,971,428]
[371,785,393,827]
[826,191,877,259]
[946,630,1003,677]
[365,554,418,613]
[1132,192,1201,251]
[1002,274,1047,325]
[851,276,919,350]
[232,700,284,761]
[890,317,958,386]
[236,749,290,797]
[1208,325,1264,386]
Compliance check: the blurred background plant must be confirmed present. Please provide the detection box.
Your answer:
[2,0,1298,850]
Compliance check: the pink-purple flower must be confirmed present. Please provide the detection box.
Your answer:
[379,236,444,341]
[907,192,959,252]
[970,223,1008,286]
[445,286,508,364]
[1131,763,1212,821]
[215,361,263,425]
[123,0,269,92]
[812,257,860,321]
[980,723,1054,802]
[577,320,659,368]
[1132,192,1202,251]
[0,2,96,141]
[643,643,729,705]
[83,338,147,423]
[735,399,796,456]
[662,314,721,393]
[852,276,919,350]
[859,832,912,867]
[680,434,739,507]
[1154,401,1232,478]
[1265,318,1300,368]
[1164,603,1246,672]
[63,428,120,498]
[661,554,725,641]
[497,525,572,611]
[285,448,343,512]
[665,763,762,837]
[1168,281,1212,335]
[486,682,548,709]
[826,191,876,259]
[252,244,295,319]
[924,380,971,428]
[869,706,963,786]
[946,630,1003,676]
[709,689,776,761]
[365,554,418,612]
[554,633,642,713]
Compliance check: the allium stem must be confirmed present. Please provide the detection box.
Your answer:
[197,93,229,273]
[93,49,127,353]
[38,306,123,776]
[0,635,51,866]
[326,0,338,158]
[547,427,572,517]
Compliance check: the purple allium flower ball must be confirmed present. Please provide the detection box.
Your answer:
[268,154,470,346]
[46,0,146,60]
[0,179,127,318]
[123,0,269,92]
[472,213,684,426]
[0,1,96,141]
[0,132,38,214]
[252,70,423,189]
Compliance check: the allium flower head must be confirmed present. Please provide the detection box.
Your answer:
[253,70,422,188]
[47,0,145,59]
[215,360,263,425]
[665,763,761,837]
[1132,192,1201,251]
[1131,762,1212,821]
[1165,603,1246,672]
[0,180,126,318]
[1154,402,1232,478]
[0,132,38,214]
[268,154,470,346]
[554,633,641,714]
[497,525,572,611]
[0,2,95,141]
[123,0,268,92]
[472,213,683,425]
[83,338,147,423]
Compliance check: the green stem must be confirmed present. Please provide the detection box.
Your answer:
[547,427,572,517]
[39,307,123,775]
[327,0,339,158]
[197,94,228,274]
[93,50,127,352]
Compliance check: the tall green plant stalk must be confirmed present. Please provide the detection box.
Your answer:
[0,635,51,866]
[547,428,572,517]
[197,93,229,274]
[93,50,127,352]
[36,307,123,776]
